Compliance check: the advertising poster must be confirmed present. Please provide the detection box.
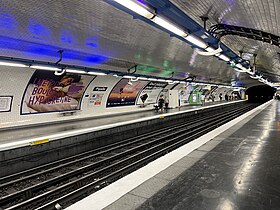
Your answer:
[106,79,148,107]
[179,84,194,106]
[137,81,168,105]
[21,70,93,114]
[188,86,202,104]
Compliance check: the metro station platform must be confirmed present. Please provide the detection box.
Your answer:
[0,100,240,151]
[66,99,277,210]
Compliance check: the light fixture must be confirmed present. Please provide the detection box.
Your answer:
[235,63,243,69]
[131,77,139,81]
[197,46,223,56]
[0,61,26,67]
[127,79,133,86]
[250,75,261,79]
[148,78,158,81]
[30,65,60,71]
[217,54,230,62]
[151,16,188,37]
[123,75,137,79]
[87,71,107,76]
[234,68,247,73]
[185,34,208,49]
[138,77,148,80]
[113,0,154,19]
[54,69,66,76]
[66,69,87,74]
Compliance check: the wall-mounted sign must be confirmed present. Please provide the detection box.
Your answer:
[0,96,13,112]
[93,86,108,91]
[89,93,104,106]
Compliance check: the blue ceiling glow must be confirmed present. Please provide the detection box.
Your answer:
[137,0,148,6]
[85,55,108,64]
[0,35,109,65]
[27,46,56,56]
[60,29,74,44]
[0,35,22,50]
[85,36,99,48]
[28,21,51,40]
[226,0,235,6]
[0,12,17,31]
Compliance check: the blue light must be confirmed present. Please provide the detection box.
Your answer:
[60,29,74,44]
[85,55,108,64]
[0,35,109,65]
[85,36,99,48]
[0,12,17,30]
[28,21,51,40]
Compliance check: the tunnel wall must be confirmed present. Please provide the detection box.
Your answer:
[245,85,276,103]
[0,66,244,129]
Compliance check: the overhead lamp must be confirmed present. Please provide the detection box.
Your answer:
[258,77,265,83]
[123,75,137,79]
[185,34,208,49]
[30,65,60,71]
[127,79,133,86]
[0,61,26,67]
[148,78,158,81]
[54,69,66,76]
[66,69,87,74]
[250,75,261,79]
[138,77,148,80]
[131,77,139,81]
[217,54,230,62]
[151,16,188,37]
[88,71,107,76]
[234,68,246,73]
[197,46,223,56]
[235,63,243,69]
[113,0,154,19]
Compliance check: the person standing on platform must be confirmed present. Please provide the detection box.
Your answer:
[164,97,169,111]
[225,94,228,101]
[158,95,165,112]
[201,94,205,106]
[219,93,223,101]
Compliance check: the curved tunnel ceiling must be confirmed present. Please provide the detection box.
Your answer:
[171,0,280,83]
[0,0,275,85]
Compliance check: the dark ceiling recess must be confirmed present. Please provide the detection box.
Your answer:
[209,24,280,48]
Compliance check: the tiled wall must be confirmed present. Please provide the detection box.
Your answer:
[0,66,244,129]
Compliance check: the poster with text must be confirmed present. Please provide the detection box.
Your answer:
[21,70,93,114]
[107,79,148,107]
[136,81,168,105]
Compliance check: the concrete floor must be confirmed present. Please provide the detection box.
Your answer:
[99,100,279,210]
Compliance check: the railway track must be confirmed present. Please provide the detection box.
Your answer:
[0,103,260,210]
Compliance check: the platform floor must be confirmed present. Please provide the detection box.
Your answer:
[0,100,239,151]
[66,100,278,210]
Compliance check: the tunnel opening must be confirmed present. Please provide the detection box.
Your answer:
[246,85,276,103]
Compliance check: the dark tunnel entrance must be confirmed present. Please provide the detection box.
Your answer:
[246,85,276,103]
